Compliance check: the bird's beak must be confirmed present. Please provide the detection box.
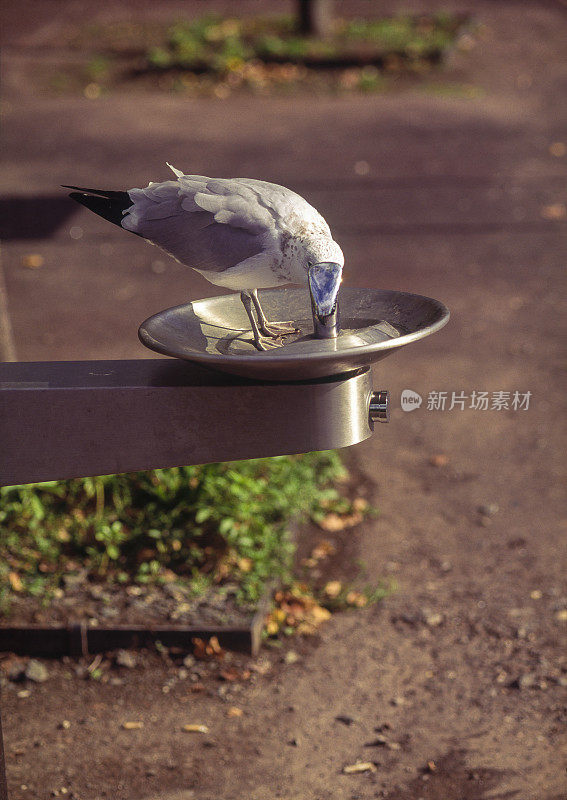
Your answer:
[308,262,343,339]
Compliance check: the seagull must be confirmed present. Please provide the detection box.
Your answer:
[64,164,344,350]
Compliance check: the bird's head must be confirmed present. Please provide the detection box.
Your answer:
[306,238,344,319]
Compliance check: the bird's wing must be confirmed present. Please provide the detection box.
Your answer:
[235,178,333,237]
[122,174,277,273]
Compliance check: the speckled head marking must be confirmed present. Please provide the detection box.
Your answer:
[279,224,344,285]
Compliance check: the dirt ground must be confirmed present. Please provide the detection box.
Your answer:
[1,1,566,798]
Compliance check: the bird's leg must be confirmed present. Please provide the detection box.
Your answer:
[240,291,280,351]
[251,289,299,337]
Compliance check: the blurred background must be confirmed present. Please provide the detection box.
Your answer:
[1,1,566,799]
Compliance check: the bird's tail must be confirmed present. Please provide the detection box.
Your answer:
[63,185,133,228]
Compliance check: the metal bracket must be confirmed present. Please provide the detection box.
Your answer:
[0,359,383,485]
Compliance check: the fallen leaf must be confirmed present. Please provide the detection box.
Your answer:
[219,668,240,682]
[182,724,209,734]
[192,636,225,660]
[343,761,377,774]
[366,734,386,745]
[227,707,243,718]
[335,715,355,726]
[311,539,336,559]
[295,621,316,635]
[422,611,443,627]
[364,735,401,750]
[346,591,368,608]
[84,82,101,99]
[282,601,306,619]
[353,497,369,512]
[320,512,363,531]
[122,721,143,730]
[319,513,348,532]
[21,254,44,269]
[309,605,332,623]
[208,635,223,655]
[324,580,342,598]
[9,572,23,592]
[284,650,300,665]
[429,453,449,467]
[541,203,566,220]
[190,683,206,693]
[549,141,566,158]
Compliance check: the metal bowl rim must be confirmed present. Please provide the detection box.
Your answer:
[139,287,450,366]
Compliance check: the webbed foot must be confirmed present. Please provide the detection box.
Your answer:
[252,334,283,351]
[259,320,299,337]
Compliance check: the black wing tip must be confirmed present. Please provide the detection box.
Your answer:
[66,187,133,228]
[62,184,129,198]
[67,191,95,205]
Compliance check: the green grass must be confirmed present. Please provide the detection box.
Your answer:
[39,12,469,97]
[145,12,465,74]
[0,452,353,611]
[343,14,457,56]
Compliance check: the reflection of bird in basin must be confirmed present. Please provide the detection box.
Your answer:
[65,165,343,351]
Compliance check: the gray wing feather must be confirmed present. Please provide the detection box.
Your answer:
[123,177,274,273]
[140,210,266,272]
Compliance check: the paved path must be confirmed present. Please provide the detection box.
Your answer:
[1,2,566,798]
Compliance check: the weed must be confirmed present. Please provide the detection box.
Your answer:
[85,55,112,82]
[141,12,467,94]
[40,13,468,98]
[0,452,354,609]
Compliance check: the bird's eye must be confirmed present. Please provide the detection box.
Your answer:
[307,260,313,267]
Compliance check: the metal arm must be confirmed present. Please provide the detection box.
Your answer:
[0,359,387,486]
